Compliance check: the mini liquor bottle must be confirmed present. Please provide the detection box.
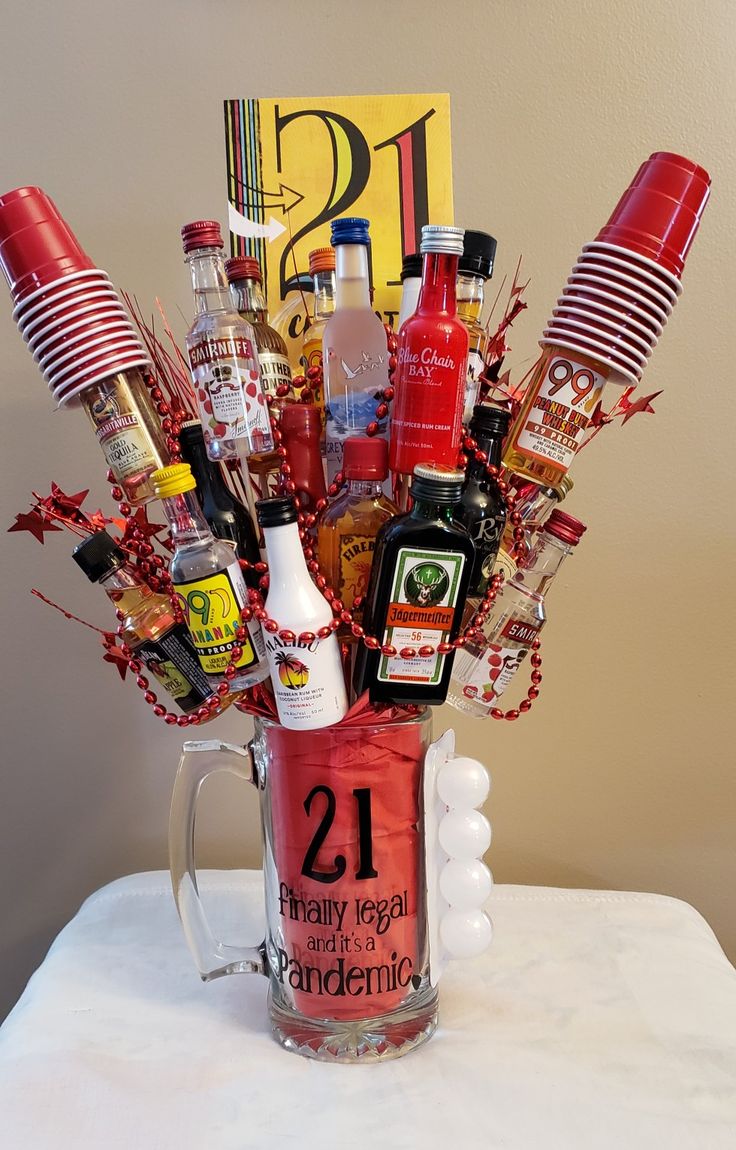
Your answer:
[502,346,610,487]
[278,403,326,514]
[152,463,269,691]
[181,220,273,465]
[300,245,335,416]
[447,509,586,716]
[72,530,217,714]
[178,419,260,576]
[398,253,422,329]
[453,404,511,597]
[457,230,497,422]
[256,497,348,730]
[225,256,293,401]
[389,226,469,507]
[322,218,390,485]
[493,473,573,581]
[353,464,474,706]
[317,436,398,614]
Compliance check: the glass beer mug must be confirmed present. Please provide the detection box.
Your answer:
[169,711,493,1063]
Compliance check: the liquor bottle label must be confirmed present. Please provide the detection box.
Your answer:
[339,534,376,608]
[264,631,347,729]
[135,623,213,707]
[173,560,265,676]
[323,341,389,482]
[515,353,605,472]
[257,350,292,397]
[188,335,272,450]
[377,547,466,685]
[467,512,505,579]
[390,340,468,474]
[452,616,541,708]
[463,347,485,421]
[492,548,518,583]
[87,383,158,481]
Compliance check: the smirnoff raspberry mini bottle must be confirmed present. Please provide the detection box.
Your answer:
[390,226,469,508]
[447,509,586,716]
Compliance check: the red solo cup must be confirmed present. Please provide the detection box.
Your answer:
[539,335,642,385]
[548,307,655,357]
[30,308,135,361]
[573,255,679,306]
[595,152,711,278]
[12,268,113,321]
[20,293,126,341]
[52,353,150,405]
[581,242,682,293]
[38,324,140,374]
[544,318,651,364]
[45,336,146,389]
[0,186,95,299]
[560,281,669,328]
[552,300,659,344]
[566,268,672,318]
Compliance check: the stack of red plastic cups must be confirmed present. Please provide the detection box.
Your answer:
[0,186,149,405]
[541,152,711,384]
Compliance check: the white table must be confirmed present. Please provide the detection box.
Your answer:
[1,871,735,1148]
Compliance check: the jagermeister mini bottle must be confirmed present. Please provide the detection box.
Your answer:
[457,230,497,421]
[72,530,217,715]
[353,463,474,705]
[152,463,269,691]
[453,404,511,597]
[225,256,293,401]
[317,436,398,615]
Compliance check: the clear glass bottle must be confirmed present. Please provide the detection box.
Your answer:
[493,473,573,582]
[152,462,269,691]
[79,367,169,506]
[457,230,497,422]
[256,497,348,730]
[225,255,293,401]
[72,530,218,714]
[322,219,390,486]
[317,436,398,615]
[181,220,273,465]
[453,404,511,597]
[353,464,474,706]
[398,252,422,329]
[300,245,335,419]
[389,226,469,508]
[447,509,586,717]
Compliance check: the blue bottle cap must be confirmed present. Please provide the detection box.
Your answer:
[330,217,370,246]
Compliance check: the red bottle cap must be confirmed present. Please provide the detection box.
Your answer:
[343,436,389,481]
[544,509,587,546]
[308,247,335,275]
[279,402,322,437]
[181,220,223,253]
[225,256,261,283]
[595,152,711,279]
[0,186,94,299]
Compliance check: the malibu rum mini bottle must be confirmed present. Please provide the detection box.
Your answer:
[354,463,474,706]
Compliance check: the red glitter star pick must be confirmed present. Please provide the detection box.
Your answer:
[126,506,166,542]
[621,390,663,425]
[48,483,89,515]
[102,642,129,681]
[7,511,63,544]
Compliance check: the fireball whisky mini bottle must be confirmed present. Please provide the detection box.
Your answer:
[317,436,398,615]
[72,530,217,714]
[353,464,474,706]
[152,463,269,691]
[256,497,348,730]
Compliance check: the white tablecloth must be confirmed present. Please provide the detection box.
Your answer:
[1,871,735,1148]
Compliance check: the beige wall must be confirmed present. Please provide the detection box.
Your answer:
[1,0,734,1019]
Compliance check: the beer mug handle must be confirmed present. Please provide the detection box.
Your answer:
[169,738,266,981]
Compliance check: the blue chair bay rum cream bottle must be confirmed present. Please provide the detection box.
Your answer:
[152,463,269,690]
[353,464,475,705]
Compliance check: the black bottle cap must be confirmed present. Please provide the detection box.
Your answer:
[256,496,298,528]
[459,230,497,279]
[72,530,126,582]
[410,463,466,505]
[400,253,422,281]
[470,403,512,437]
[179,419,205,448]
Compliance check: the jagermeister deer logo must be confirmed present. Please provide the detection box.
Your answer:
[404,562,449,607]
[275,652,310,690]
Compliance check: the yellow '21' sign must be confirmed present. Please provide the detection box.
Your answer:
[224,94,454,350]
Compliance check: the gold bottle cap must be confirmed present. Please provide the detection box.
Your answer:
[151,462,197,499]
